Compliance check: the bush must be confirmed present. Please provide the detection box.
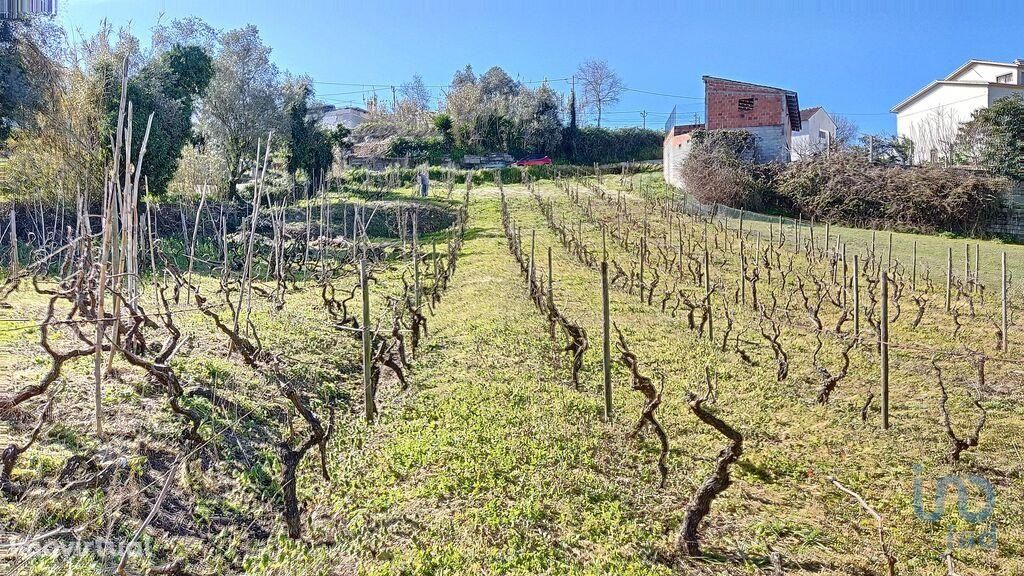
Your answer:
[679,129,772,210]
[567,127,662,165]
[385,136,448,165]
[778,155,1007,235]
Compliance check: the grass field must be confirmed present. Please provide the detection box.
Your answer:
[2,175,1023,575]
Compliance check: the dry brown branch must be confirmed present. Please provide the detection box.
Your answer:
[679,372,743,557]
[814,334,856,404]
[826,475,896,576]
[1,390,57,498]
[932,356,986,463]
[613,325,669,488]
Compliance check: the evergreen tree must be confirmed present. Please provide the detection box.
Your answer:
[562,85,579,162]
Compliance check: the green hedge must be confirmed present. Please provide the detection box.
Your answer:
[567,127,663,165]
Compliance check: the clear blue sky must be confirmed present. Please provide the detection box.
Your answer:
[60,0,1024,136]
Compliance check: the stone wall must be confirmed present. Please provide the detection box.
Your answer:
[989,184,1024,240]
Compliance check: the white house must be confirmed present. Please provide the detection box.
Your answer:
[790,106,837,160]
[316,106,368,132]
[891,59,1024,164]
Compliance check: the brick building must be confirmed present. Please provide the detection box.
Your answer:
[664,76,800,188]
[703,76,800,162]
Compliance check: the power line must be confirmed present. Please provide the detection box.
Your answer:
[623,87,703,100]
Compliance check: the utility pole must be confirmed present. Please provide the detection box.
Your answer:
[640,110,648,130]
[391,85,397,111]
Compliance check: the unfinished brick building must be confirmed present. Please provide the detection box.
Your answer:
[703,75,801,163]
[664,76,800,187]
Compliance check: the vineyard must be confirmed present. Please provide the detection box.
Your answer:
[3,121,1024,573]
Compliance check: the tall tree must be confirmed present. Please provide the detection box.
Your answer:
[451,64,476,88]
[0,17,60,145]
[562,83,579,162]
[479,66,520,103]
[521,82,562,155]
[959,94,1024,180]
[576,59,623,128]
[399,74,431,110]
[95,35,214,195]
[282,75,333,186]
[199,25,282,199]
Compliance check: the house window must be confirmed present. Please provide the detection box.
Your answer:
[818,130,829,140]
[997,73,1013,83]
[738,98,755,111]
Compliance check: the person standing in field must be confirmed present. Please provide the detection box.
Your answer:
[417,170,429,197]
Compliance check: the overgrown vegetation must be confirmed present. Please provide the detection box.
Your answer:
[679,129,1008,235]
[779,155,1007,234]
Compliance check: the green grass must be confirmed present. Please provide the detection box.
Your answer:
[3,178,1024,575]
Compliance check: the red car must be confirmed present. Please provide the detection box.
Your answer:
[514,155,552,166]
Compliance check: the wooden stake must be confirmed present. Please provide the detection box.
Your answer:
[638,236,646,302]
[964,243,970,286]
[413,211,421,309]
[886,232,893,272]
[704,246,713,342]
[880,271,890,430]
[1003,252,1009,353]
[361,259,374,423]
[853,255,860,336]
[601,258,612,420]
[912,240,917,290]
[946,246,953,312]
[739,238,746,305]
[975,243,980,285]
[8,209,17,277]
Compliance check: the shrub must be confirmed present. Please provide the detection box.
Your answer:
[569,127,662,165]
[778,154,1007,235]
[679,129,772,210]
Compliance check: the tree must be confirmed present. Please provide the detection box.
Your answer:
[679,129,759,208]
[399,74,431,110]
[562,83,579,162]
[479,66,520,103]
[451,64,476,88]
[855,134,913,166]
[908,106,960,165]
[576,59,623,128]
[434,113,455,151]
[199,25,282,199]
[280,75,336,186]
[0,17,61,145]
[93,34,214,196]
[833,114,858,147]
[958,94,1024,180]
[521,82,562,155]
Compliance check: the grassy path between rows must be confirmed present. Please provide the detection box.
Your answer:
[253,189,668,575]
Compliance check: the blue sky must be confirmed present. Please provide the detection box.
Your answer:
[59,0,1024,136]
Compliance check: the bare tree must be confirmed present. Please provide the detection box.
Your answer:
[399,74,431,111]
[833,114,858,147]
[576,59,623,128]
[907,106,961,165]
